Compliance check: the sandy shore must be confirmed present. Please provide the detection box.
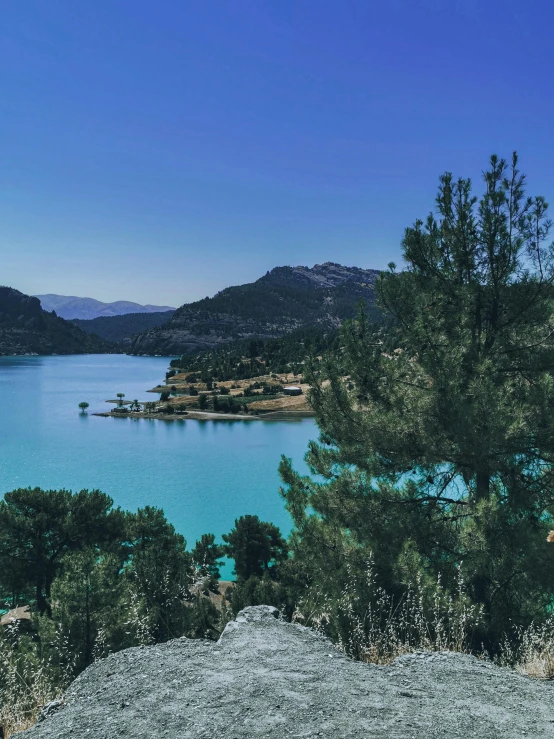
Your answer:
[93,410,259,421]
[93,408,313,422]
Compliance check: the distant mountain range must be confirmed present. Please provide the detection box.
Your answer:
[130,262,381,356]
[35,294,176,321]
[0,287,114,355]
[0,264,381,357]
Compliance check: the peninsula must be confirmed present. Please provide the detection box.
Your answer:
[94,369,313,421]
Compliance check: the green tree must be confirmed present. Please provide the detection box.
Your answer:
[116,392,125,406]
[191,533,225,588]
[280,153,554,647]
[0,488,124,613]
[186,592,219,639]
[78,401,89,413]
[222,515,288,582]
[124,506,192,642]
[51,549,124,672]
[198,393,208,410]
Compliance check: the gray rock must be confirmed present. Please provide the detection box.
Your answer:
[17,606,554,738]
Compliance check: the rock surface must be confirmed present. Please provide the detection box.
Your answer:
[17,606,554,738]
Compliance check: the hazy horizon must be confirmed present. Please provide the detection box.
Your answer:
[2,1,553,305]
[29,259,376,306]
[34,292,174,305]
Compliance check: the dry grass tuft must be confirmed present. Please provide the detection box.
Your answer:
[293,560,483,665]
[498,618,554,679]
[1,628,56,737]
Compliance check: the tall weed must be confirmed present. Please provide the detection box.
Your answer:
[293,559,483,663]
[498,617,554,678]
[0,620,74,738]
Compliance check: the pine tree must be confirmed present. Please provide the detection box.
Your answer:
[0,488,124,613]
[51,549,124,672]
[222,515,287,582]
[280,154,554,646]
[124,506,192,642]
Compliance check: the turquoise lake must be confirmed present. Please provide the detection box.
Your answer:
[0,355,318,567]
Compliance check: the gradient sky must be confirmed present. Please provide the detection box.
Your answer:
[1,1,553,306]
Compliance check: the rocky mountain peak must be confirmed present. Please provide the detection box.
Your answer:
[130,262,382,356]
[260,262,380,289]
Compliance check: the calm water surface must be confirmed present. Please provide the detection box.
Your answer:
[0,355,317,557]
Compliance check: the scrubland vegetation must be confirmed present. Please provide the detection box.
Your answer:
[3,153,554,735]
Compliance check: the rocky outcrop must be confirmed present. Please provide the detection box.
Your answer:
[130,263,380,356]
[0,286,114,355]
[18,606,554,738]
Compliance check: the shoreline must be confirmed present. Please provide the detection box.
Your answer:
[93,409,314,422]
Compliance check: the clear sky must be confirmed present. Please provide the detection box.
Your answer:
[1,1,553,306]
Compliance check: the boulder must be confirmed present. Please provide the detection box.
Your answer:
[17,605,554,738]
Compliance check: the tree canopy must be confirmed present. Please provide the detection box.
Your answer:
[0,487,123,613]
[223,515,288,582]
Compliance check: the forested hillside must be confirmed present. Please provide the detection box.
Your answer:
[72,310,175,344]
[0,287,114,355]
[130,262,380,355]
[168,326,341,380]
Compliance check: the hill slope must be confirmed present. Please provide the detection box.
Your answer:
[0,287,114,355]
[71,310,175,344]
[35,294,175,320]
[131,262,380,355]
[20,606,554,739]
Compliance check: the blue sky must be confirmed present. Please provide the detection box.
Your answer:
[1,1,553,306]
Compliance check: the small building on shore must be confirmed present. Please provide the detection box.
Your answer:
[283,386,303,396]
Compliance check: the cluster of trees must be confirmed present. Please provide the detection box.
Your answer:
[154,379,287,415]
[212,395,242,414]
[0,489,286,683]
[0,489,208,674]
[169,327,340,383]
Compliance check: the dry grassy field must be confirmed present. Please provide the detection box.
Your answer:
[148,370,313,417]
